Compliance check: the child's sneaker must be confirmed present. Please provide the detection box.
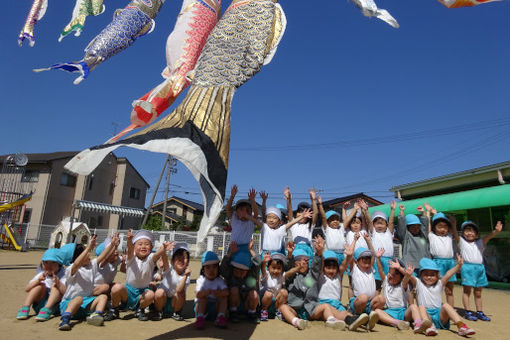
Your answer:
[458,324,476,336]
[475,311,490,321]
[425,326,438,336]
[465,311,478,321]
[367,311,379,331]
[58,314,72,331]
[414,319,432,334]
[215,314,228,328]
[86,312,104,326]
[104,308,119,321]
[293,318,308,330]
[151,311,163,321]
[325,319,346,330]
[16,306,30,320]
[35,307,53,321]
[172,311,184,321]
[347,313,369,331]
[275,311,283,321]
[247,312,260,324]
[260,309,269,321]
[396,320,410,330]
[195,315,205,330]
[137,308,148,321]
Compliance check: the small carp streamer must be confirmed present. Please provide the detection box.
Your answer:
[352,0,399,28]
[34,0,165,84]
[59,0,106,42]
[108,0,221,143]
[18,0,48,47]
[438,0,501,7]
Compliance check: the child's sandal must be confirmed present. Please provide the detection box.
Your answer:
[16,306,30,320]
[35,307,53,321]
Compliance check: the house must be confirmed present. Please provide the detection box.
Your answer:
[0,151,149,240]
[322,193,384,214]
[370,160,510,282]
[150,196,204,229]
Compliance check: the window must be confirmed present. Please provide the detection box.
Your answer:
[23,209,31,223]
[60,173,77,187]
[21,170,39,183]
[87,176,94,190]
[97,215,103,227]
[130,187,141,200]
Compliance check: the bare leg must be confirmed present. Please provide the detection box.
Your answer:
[375,309,397,326]
[440,302,461,325]
[462,286,472,311]
[93,283,110,296]
[245,290,259,311]
[310,303,334,321]
[111,283,128,307]
[90,294,108,313]
[195,297,207,315]
[261,291,274,310]
[65,296,84,316]
[23,285,46,307]
[172,291,186,312]
[275,289,288,309]
[405,304,421,322]
[445,281,454,307]
[353,294,369,314]
[154,288,167,312]
[216,296,228,315]
[139,290,155,308]
[229,287,240,310]
[44,285,63,310]
[331,308,350,320]
[474,287,483,312]
[348,276,354,300]
[370,295,386,310]
[279,304,298,324]
[418,305,431,321]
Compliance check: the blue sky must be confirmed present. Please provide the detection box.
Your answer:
[1,1,509,208]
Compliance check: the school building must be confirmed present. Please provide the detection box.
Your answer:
[369,160,510,283]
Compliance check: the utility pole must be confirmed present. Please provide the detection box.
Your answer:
[161,157,178,230]
[141,156,169,227]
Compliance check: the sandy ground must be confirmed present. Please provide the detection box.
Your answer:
[1,250,509,340]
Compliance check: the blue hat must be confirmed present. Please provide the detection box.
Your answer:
[323,250,338,262]
[293,248,310,260]
[201,251,219,266]
[432,212,450,226]
[95,237,111,257]
[42,248,63,265]
[354,247,372,260]
[325,210,340,220]
[231,251,252,270]
[419,258,440,273]
[58,243,76,266]
[270,251,287,264]
[461,221,479,233]
[406,214,420,226]
[275,204,285,210]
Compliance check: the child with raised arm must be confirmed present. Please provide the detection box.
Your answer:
[226,185,259,255]
[343,200,369,251]
[58,235,111,330]
[285,187,319,260]
[425,205,460,307]
[153,242,191,321]
[195,251,229,330]
[348,233,385,331]
[108,229,167,321]
[220,240,261,324]
[360,200,396,283]
[16,248,67,321]
[259,252,294,321]
[318,196,346,264]
[93,234,122,297]
[413,257,475,336]
[460,220,503,321]
[396,205,431,274]
[373,255,428,331]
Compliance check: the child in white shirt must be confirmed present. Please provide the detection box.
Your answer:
[153,242,191,321]
[93,234,122,296]
[226,185,259,256]
[318,196,346,264]
[195,251,229,329]
[459,220,502,322]
[412,257,475,336]
[343,200,369,251]
[58,235,113,330]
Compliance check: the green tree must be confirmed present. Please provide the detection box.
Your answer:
[142,214,162,231]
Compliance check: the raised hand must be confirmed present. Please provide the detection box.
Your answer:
[353,201,360,210]
[416,206,425,213]
[354,232,361,241]
[399,205,405,213]
[343,201,351,209]
[164,241,176,252]
[283,187,291,200]
[389,260,401,270]
[248,188,257,200]
[127,229,134,241]
[405,264,415,276]
[362,232,370,242]
[390,200,397,210]
[263,252,271,263]
[358,199,368,210]
[230,184,238,198]
[376,248,384,258]
[89,234,97,249]
[309,189,316,200]
[301,208,312,219]
[344,243,354,257]
[431,208,437,215]
[424,202,432,213]
[259,191,268,201]
[229,241,239,255]
[317,196,322,204]
[495,221,503,233]
[286,241,295,255]
[314,235,325,254]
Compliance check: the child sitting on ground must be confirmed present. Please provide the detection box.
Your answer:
[426,206,460,307]
[412,257,475,336]
[16,248,67,321]
[373,256,429,332]
[318,196,345,264]
[459,220,503,322]
[259,252,296,321]
[93,234,122,296]
[361,200,396,283]
[153,242,191,321]
[396,205,431,274]
[107,230,167,321]
[195,251,229,329]
[58,235,114,330]
[220,240,261,324]
[348,234,385,330]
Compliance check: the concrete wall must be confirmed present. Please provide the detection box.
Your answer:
[41,158,76,225]
[117,158,147,230]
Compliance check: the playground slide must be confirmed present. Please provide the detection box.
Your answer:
[0,193,32,213]
[0,224,23,251]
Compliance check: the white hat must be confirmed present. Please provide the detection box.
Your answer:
[133,230,153,244]
[172,242,189,256]
[371,211,388,222]
[266,207,282,220]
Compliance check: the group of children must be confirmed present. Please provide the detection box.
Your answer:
[16,185,503,336]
